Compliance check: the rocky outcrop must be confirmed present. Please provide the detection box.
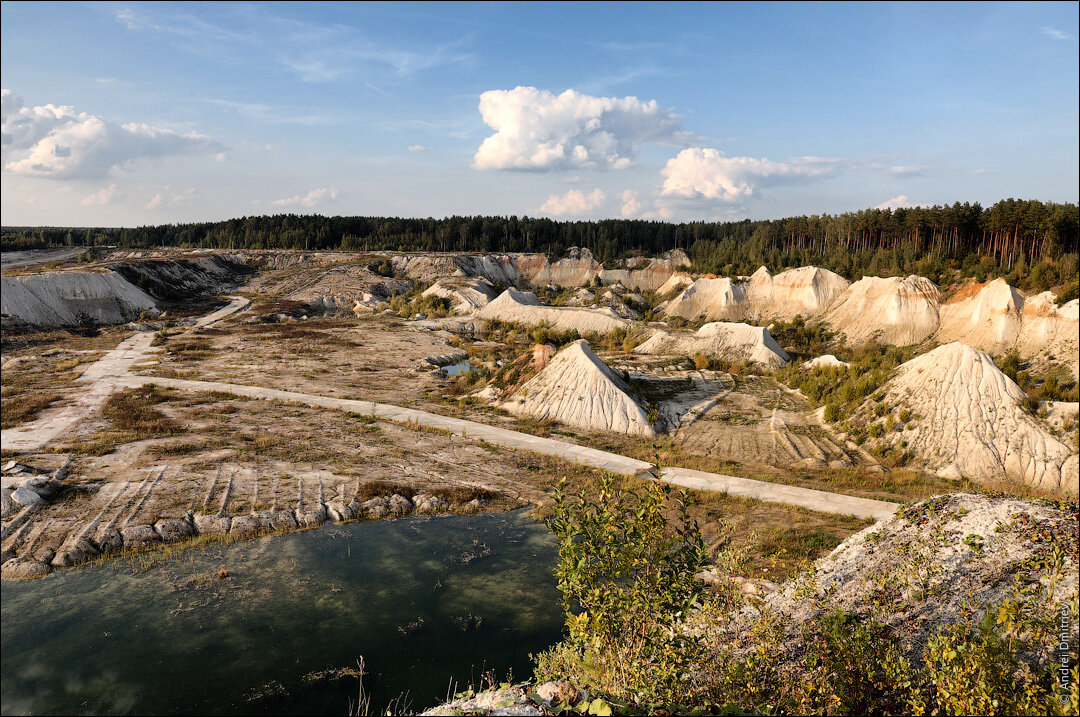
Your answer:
[635,321,789,368]
[762,492,1078,661]
[864,342,1077,493]
[475,289,631,334]
[824,275,940,345]
[498,340,656,437]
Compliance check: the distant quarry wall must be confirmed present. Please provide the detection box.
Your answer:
[1,254,249,328]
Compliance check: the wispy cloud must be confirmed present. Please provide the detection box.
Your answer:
[406,145,431,152]
[1039,25,1072,41]
[113,6,473,85]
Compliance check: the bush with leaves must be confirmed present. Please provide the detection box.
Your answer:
[535,473,710,706]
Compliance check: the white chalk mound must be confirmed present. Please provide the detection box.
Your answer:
[1016,292,1079,380]
[802,354,849,371]
[475,289,631,334]
[870,342,1077,494]
[825,275,940,346]
[498,340,656,437]
[747,266,850,320]
[635,321,789,368]
[663,277,749,321]
[421,277,498,314]
[935,278,1023,354]
[1,270,157,327]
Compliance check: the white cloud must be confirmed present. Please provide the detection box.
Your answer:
[145,188,197,210]
[659,148,839,204]
[540,188,607,216]
[270,186,340,209]
[1,89,222,180]
[874,195,914,210]
[406,144,431,152]
[474,86,695,171]
[620,190,644,217]
[81,184,121,206]
[1040,25,1072,41]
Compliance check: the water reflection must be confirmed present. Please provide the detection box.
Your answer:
[1,510,563,715]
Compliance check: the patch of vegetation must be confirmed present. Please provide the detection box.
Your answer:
[778,341,922,423]
[998,351,1079,403]
[532,480,1080,714]
[768,314,835,356]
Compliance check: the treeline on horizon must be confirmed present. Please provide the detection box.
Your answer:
[3,198,1078,292]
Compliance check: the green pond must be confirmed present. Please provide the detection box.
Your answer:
[1,510,564,715]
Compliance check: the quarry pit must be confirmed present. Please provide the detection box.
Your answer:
[2,247,1076,581]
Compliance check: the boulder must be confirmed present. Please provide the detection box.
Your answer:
[155,518,195,542]
[10,486,42,507]
[193,513,232,536]
[121,524,161,547]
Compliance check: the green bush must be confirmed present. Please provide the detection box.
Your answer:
[535,474,709,705]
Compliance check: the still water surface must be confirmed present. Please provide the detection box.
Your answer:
[1,510,563,715]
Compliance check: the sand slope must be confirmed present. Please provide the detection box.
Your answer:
[868,342,1077,494]
[635,321,789,368]
[498,340,656,437]
[825,275,940,346]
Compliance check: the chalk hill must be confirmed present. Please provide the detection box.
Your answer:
[498,339,656,437]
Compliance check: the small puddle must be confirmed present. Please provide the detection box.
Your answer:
[0,510,562,716]
[443,360,475,376]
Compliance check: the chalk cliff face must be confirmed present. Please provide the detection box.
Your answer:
[935,279,1024,355]
[824,275,941,346]
[1,270,157,327]
[390,248,686,291]
[1,255,248,328]
[635,321,789,368]
[1016,292,1080,379]
[475,289,632,334]
[746,266,850,321]
[498,339,656,437]
[662,277,750,321]
[864,342,1077,494]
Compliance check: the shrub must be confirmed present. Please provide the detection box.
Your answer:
[535,473,709,705]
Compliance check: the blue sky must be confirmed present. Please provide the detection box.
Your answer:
[1,1,1077,226]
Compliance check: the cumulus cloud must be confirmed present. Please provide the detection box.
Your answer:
[1,89,222,179]
[659,148,840,203]
[620,190,644,217]
[540,188,606,216]
[271,186,340,209]
[474,86,695,171]
[81,184,121,206]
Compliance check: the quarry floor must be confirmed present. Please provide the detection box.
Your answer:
[2,276,957,581]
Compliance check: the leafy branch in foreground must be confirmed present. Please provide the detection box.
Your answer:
[535,473,710,706]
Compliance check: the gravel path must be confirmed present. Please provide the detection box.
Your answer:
[1,296,249,453]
